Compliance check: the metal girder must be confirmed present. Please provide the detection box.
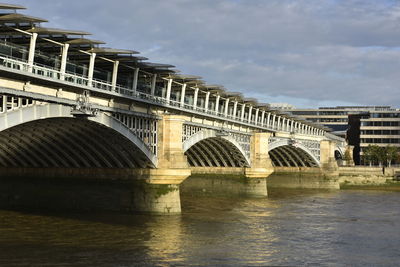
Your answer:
[183,129,251,167]
[78,119,146,168]
[186,153,199,167]
[208,138,236,167]
[55,120,114,168]
[281,146,305,167]
[200,140,228,167]
[184,136,251,168]
[268,150,284,167]
[36,121,93,168]
[273,147,293,167]
[0,102,157,168]
[0,133,39,167]
[10,125,64,167]
[196,141,222,167]
[188,143,214,167]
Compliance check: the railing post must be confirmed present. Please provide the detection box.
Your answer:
[254,108,259,125]
[60,43,69,81]
[166,78,172,102]
[248,106,253,123]
[215,94,220,114]
[193,88,199,110]
[88,52,96,87]
[151,74,157,96]
[266,112,271,128]
[272,114,276,129]
[240,104,246,121]
[111,60,119,91]
[180,83,187,107]
[28,33,38,73]
[224,98,229,117]
[132,68,139,92]
[233,101,238,119]
[204,92,210,112]
[260,110,265,127]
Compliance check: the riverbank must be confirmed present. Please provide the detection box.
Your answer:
[338,166,400,190]
[340,180,400,191]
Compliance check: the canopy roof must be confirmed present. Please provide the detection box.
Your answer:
[140,62,175,68]
[27,26,91,36]
[0,13,47,23]
[87,47,138,54]
[243,98,258,105]
[0,3,25,9]
[66,38,105,45]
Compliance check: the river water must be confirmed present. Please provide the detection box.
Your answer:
[0,189,399,266]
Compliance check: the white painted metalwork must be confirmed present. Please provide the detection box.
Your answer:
[0,100,157,167]
[0,51,330,138]
[182,128,251,167]
[268,137,320,166]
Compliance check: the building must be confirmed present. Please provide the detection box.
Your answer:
[287,106,400,165]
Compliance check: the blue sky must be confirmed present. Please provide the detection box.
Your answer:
[13,0,400,108]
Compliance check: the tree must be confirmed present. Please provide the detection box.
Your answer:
[375,146,387,167]
[386,146,399,167]
[363,145,386,167]
[363,145,375,166]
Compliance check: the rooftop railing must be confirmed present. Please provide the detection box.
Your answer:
[0,51,328,137]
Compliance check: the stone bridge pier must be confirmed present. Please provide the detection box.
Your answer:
[133,120,275,213]
[243,132,274,196]
[134,115,191,214]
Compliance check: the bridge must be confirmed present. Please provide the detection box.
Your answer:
[0,3,349,214]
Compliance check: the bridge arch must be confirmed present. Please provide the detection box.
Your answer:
[0,103,157,168]
[334,145,345,160]
[268,139,320,167]
[183,129,251,167]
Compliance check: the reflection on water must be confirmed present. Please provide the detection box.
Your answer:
[1,189,400,266]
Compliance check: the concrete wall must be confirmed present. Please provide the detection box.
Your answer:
[269,167,340,189]
[191,167,244,175]
[181,173,267,197]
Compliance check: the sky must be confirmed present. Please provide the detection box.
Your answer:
[12,0,400,108]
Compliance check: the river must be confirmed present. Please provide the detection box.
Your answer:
[0,189,399,266]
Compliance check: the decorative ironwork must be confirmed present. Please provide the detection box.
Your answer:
[71,90,98,117]
[112,113,158,155]
[269,136,321,161]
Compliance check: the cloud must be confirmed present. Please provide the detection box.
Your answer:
[15,0,400,107]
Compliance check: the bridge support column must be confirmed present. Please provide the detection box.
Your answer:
[244,132,274,196]
[137,115,190,214]
[320,140,339,175]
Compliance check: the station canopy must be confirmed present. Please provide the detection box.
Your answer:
[0,3,330,131]
[0,3,26,10]
[243,97,258,106]
[0,13,47,23]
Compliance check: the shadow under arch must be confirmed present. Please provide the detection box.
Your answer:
[268,139,320,167]
[183,129,250,167]
[0,103,156,168]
